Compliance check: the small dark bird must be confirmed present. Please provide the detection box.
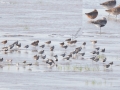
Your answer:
[0,58,3,62]
[62,45,68,49]
[40,44,45,48]
[23,61,26,64]
[82,42,86,46]
[34,55,39,61]
[101,48,105,52]
[50,46,54,51]
[103,58,106,62]
[79,53,85,56]
[13,41,18,45]
[54,55,58,58]
[90,56,96,60]
[91,51,97,54]
[65,38,71,42]
[105,64,110,68]
[1,40,7,46]
[9,44,14,49]
[41,55,46,60]
[24,45,29,50]
[68,54,72,58]
[109,61,113,65]
[94,57,99,62]
[95,47,100,50]
[45,41,51,45]
[96,51,99,55]
[55,58,58,62]
[39,50,44,55]
[27,63,32,66]
[61,53,66,57]
[60,42,64,46]
[46,59,55,66]
[16,43,21,48]
[69,40,77,45]
[64,57,70,60]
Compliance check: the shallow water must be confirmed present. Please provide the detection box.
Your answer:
[0,0,120,90]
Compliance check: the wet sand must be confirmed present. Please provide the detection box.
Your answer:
[0,0,120,90]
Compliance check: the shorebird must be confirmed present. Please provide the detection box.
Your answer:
[16,43,21,49]
[91,40,97,45]
[13,40,18,45]
[60,42,64,46]
[34,55,39,61]
[79,53,85,56]
[105,64,110,68]
[65,38,71,42]
[41,55,46,60]
[54,55,58,59]
[95,47,100,51]
[68,40,77,45]
[46,59,55,66]
[0,58,3,62]
[23,61,26,64]
[60,53,66,57]
[109,61,113,65]
[40,44,45,48]
[1,40,7,46]
[39,50,44,56]
[45,41,51,45]
[62,45,68,49]
[82,42,86,47]
[64,56,70,60]
[9,44,14,49]
[85,9,98,19]
[50,46,54,51]
[24,45,29,50]
[103,58,106,62]
[105,5,120,20]
[100,0,116,9]
[91,17,107,34]
[101,48,105,52]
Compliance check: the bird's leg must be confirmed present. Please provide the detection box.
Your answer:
[100,27,101,35]
[116,15,117,21]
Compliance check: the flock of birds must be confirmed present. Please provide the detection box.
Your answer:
[0,38,113,70]
[85,0,119,34]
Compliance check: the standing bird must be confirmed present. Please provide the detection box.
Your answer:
[0,58,3,62]
[24,45,29,50]
[1,40,7,46]
[60,53,66,58]
[100,0,116,9]
[101,48,105,52]
[85,9,98,19]
[105,64,110,68]
[39,50,44,56]
[45,41,51,46]
[82,42,86,47]
[105,5,120,20]
[91,40,97,45]
[103,58,107,63]
[40,44,45,48]
[34,55,39,62]
[60,42,64,46]
[91,17,107,34]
